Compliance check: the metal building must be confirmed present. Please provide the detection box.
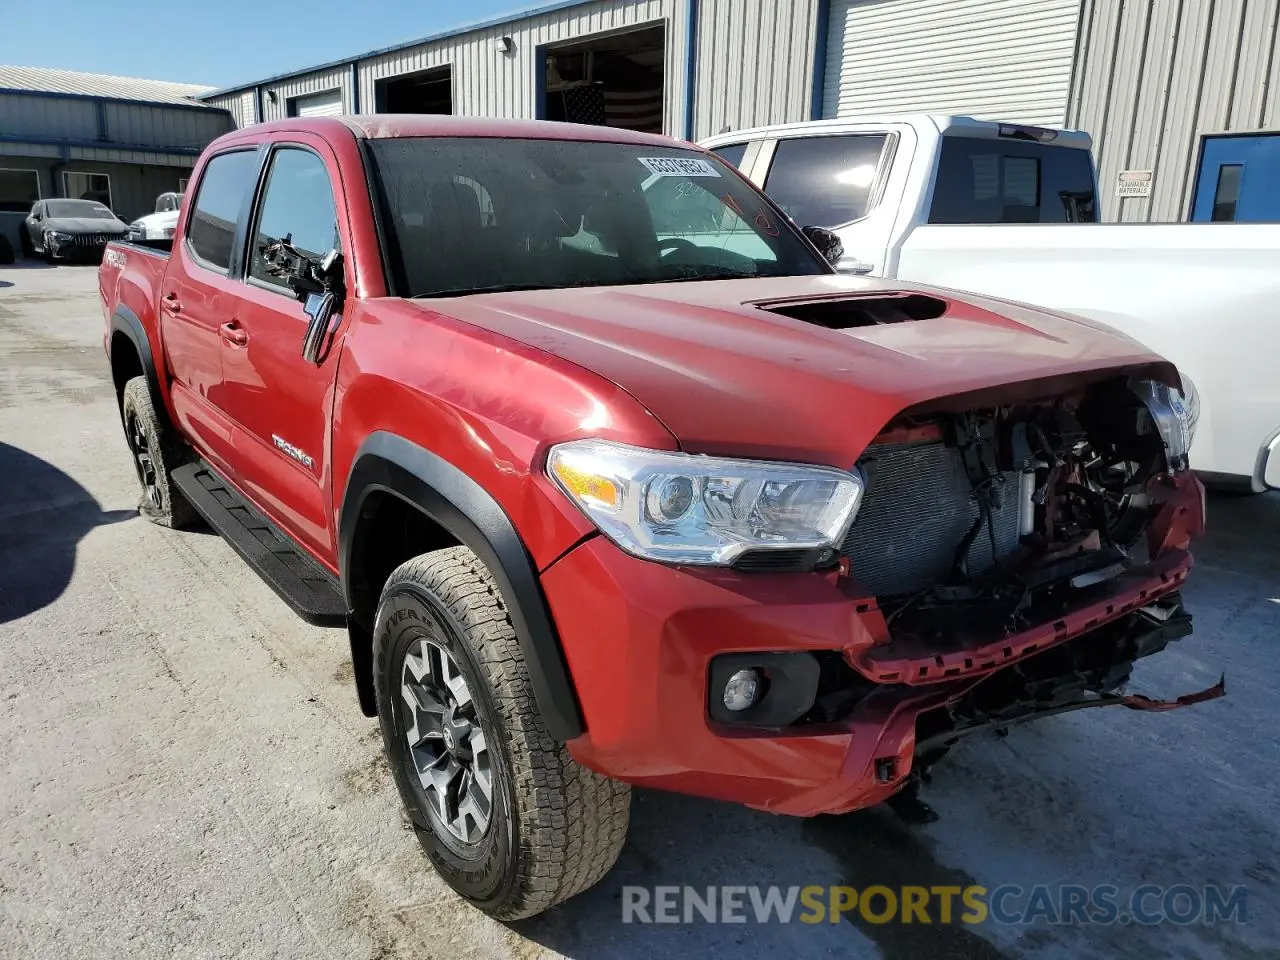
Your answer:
[1069,0,1280,223]
[199,0,1280,223]
[0,67,233,251]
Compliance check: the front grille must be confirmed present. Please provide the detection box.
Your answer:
[72,233,111,246]
[840,441,1023,597]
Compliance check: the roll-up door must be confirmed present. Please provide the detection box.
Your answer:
[290,89,344,118]
[823,0,1080,126]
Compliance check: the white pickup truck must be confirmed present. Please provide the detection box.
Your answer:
[701,116,1280,492]
[127,191,183,241]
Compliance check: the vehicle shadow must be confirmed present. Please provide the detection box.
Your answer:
[512,492,1280,960]
[512,786,1014,960]
[0,442,135,624]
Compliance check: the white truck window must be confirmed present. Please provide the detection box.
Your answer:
[929,138,1097,224]
[763,135,889,227]
[709,143,748,169]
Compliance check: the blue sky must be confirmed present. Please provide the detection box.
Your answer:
[0,0,530,89]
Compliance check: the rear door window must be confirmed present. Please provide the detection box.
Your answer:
[929,138,1098,223]
[763,135,889,227]
[187,150,260,271]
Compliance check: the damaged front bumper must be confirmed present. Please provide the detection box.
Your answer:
[912,593,1224,758]
[542,472,1217,818]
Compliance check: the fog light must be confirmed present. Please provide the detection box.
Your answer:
[722,669,761,711]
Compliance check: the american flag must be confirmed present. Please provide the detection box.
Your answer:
[561,83,663,134]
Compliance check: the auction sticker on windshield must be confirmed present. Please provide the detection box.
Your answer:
[639,157,721,178]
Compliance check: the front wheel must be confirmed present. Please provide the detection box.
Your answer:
[373,547,630,920]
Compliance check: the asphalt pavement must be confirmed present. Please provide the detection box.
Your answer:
[1,263,1276,959]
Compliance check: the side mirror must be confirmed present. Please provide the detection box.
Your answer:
[802,225,844,267]
[301,291,337,364]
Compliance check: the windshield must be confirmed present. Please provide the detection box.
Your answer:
[366,137,828,298]
[46,200,115,220]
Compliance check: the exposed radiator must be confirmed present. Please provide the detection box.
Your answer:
[840,441,1023,597]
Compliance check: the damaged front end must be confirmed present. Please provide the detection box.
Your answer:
[825,370,1219,798]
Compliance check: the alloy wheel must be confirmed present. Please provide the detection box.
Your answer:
[401,638,494,844]
[126,412,162,510]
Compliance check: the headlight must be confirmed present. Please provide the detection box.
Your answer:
[1135,375,1199,470]
[49,231,73,241]
[547,439,864,565]
[162,227,176,239]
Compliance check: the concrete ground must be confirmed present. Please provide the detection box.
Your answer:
[0,263,1275,960]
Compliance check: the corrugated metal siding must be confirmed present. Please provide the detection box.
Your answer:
[357,0,688,135]
[0,66,211,105]
[54,159,191,221]
[201,92,254,126]
[260,67,356,121]
[823,0,1080,125]
[0,92,97,140]
[693,0,818,138]
[1068,0,1280,222]
[103,102,231,149]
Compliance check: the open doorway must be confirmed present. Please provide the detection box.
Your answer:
[543,24,665,134]
[375,66,453,114]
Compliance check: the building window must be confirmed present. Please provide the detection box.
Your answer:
[0,168,40,213]
[63,172,112,209]
[1210,164,1242,222]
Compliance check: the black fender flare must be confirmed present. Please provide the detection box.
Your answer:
[339,431,585,742]
[108,307,172,432]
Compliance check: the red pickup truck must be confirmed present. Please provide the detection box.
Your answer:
[100,116,1210,919]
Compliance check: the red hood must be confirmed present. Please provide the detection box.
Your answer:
[421,275,1173,466]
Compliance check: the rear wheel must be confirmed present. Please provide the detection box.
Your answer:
[121,376,198,529]
[374,547,630,920]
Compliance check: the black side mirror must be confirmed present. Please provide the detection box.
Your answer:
[301,291,338,364]
[802,225,844,267]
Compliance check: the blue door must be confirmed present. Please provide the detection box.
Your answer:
[1191,134,1280,221]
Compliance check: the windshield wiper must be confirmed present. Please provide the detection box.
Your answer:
[647,269,764,284]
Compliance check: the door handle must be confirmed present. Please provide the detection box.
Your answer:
[161,292,183,315]
[838,259,876,276]
[220,320,248,347]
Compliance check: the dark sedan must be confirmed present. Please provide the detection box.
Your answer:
[23,199,130,263]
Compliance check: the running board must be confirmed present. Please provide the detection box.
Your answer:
[170,462,346,626]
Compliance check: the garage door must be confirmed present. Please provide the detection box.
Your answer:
[290,89,344,118]
[823,0,1080,126]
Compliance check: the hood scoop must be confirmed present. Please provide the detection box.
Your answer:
[756,292,948,330]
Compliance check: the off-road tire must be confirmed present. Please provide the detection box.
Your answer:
[121,376,199,529]
[374,547,630,920]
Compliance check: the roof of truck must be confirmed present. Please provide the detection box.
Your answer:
[699,115,1093,151]
[218,115,687,148]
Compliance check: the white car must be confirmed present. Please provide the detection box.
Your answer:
[702,116,1280,492]
[128,191,183,240]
